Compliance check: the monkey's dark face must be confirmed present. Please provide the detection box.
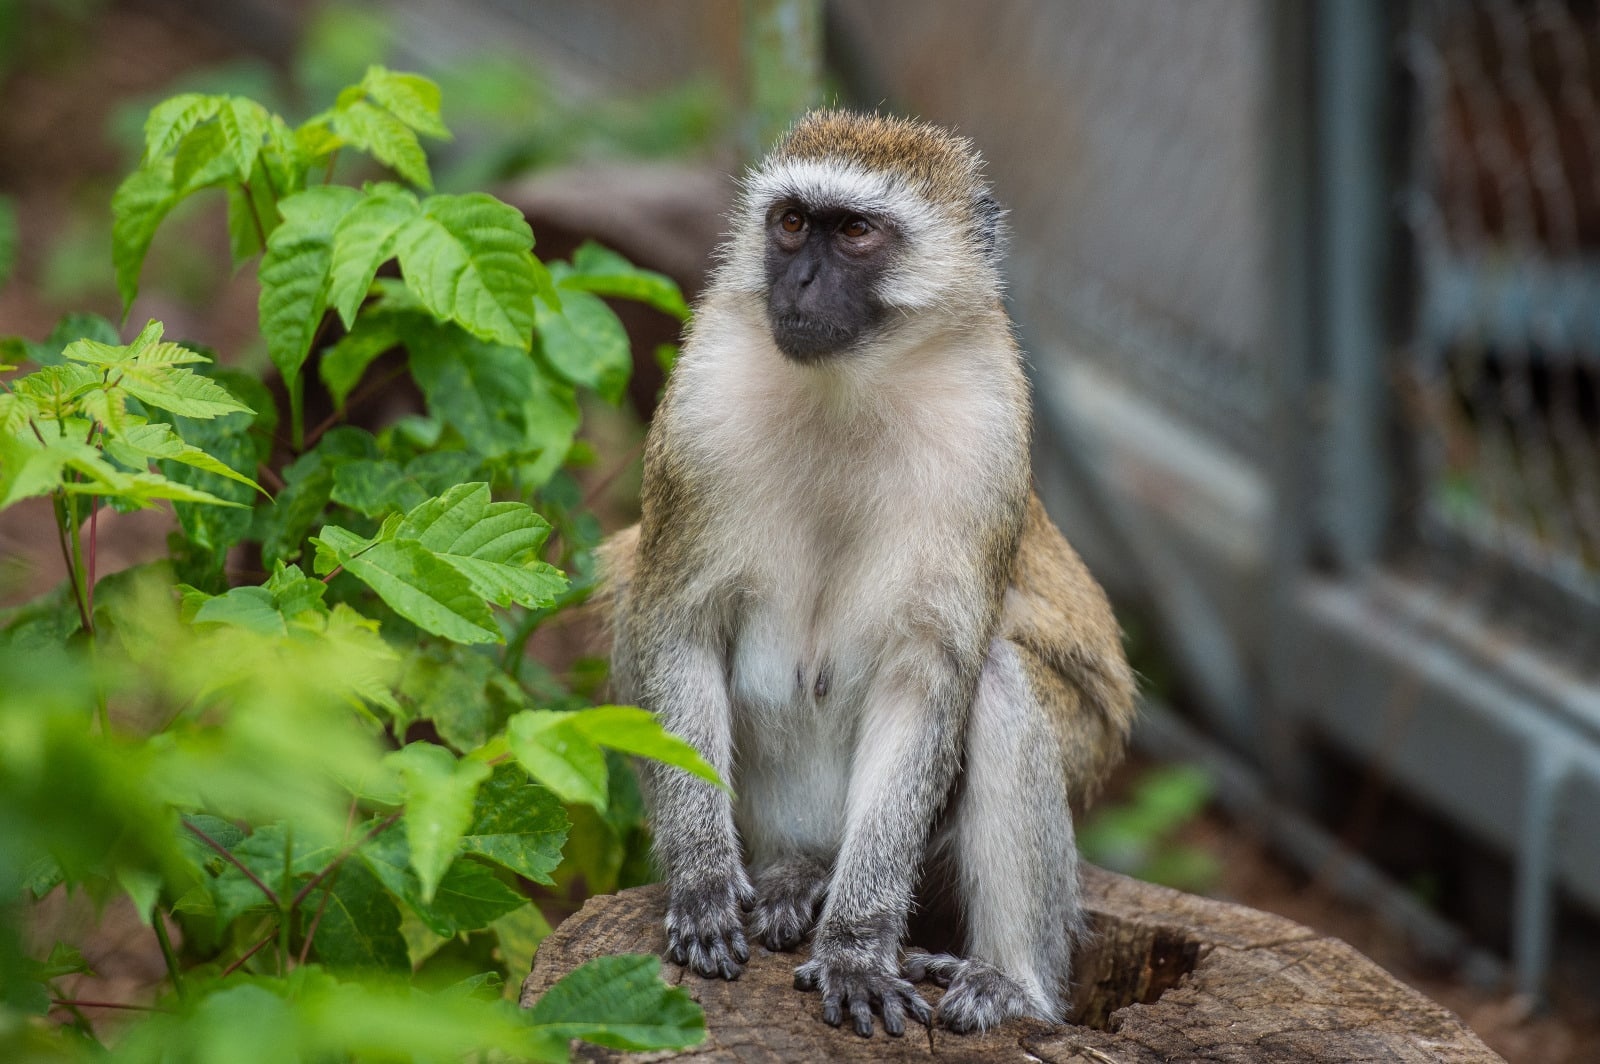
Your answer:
[763,203,898,362]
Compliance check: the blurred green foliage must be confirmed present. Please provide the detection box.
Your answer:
[1078,764,1222,894]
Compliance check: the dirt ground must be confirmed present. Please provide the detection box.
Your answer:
[5,4,1600,1062]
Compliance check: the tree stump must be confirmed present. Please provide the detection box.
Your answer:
[519,865,1502,1062]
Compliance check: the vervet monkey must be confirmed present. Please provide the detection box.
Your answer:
[603,111,1136,1036]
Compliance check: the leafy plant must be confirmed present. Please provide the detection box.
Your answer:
[0,68,699,1062]
[1078,764,1221,893]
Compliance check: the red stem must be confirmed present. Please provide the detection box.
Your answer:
[220,932,276,978]
[182,820,280,908]
[51,999,169,1013]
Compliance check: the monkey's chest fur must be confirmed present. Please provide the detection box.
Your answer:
[673,331,1022,864]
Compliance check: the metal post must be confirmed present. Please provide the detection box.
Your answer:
[741,0,823,161]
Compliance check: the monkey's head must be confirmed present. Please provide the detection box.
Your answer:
[720,110,1005,364]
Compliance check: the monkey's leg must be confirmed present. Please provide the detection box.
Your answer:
[793,659,971,1038]
[911,638,1080,1032]
[748,852,832,951]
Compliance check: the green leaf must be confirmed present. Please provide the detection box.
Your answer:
[259,185,364,418]
[2,313,119,369]
[391,742,490,902]
[306,859,411,973]
[527,954,706,1053]
[319,312,402,408]
[491,902,551,980]
[362,67,450,139]
[407,323,579,482]
[332,99,432,190]
[396,482,566,610]
[215,96,273,181]
[65,320,254,420]
[226,182,264,264]
[191,585,288,636]
[209,823,336,930]
[185,566,329,635]
[311,525,500,644]
[459,763,568,885]
[535,285,632,404]
[142,93,221,162]
[565,705,722,789]
[330,458,428,517]
[326,185,421,327]
[0,195,16,289]
[395,193,539,348]
[563,240,691,320]
[111,160,181,314]
[508,710,609,811]
[103,421,265,495]
[171,121,240,194]
[361,825,524,936]
[395,643,517,750]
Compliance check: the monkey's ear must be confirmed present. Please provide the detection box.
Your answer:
[974,194,1006,267]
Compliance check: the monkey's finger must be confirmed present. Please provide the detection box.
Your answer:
[666,936,690,966]
[848,994,874,1037]
[821,991,844,1027]
[902,949,932,982]
[730,928,750,965]
[794,964,820,992]
[881,996,906,1037]
[903,987,934,1027]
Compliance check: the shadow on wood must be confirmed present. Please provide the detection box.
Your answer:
[520,865,1502,1062]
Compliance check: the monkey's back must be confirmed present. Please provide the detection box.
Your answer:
[999,494,1137,809]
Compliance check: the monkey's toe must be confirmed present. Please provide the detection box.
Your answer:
[796,957,932,1038]
[933,960,1044,1033]
[749,897,816,951]
[902,949,963,987]
[749,857,829,952]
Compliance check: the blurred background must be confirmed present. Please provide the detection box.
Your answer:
[2,1,1599,1059]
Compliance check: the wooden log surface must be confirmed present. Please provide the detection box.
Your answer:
[520,865,1503,1062]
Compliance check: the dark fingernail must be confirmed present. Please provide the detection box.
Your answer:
[823,1002,842,1026]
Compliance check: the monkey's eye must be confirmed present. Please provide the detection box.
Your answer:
[780,210,805,233]
[841,216,871,238]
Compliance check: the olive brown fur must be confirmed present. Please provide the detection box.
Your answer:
[602,109,1136,1038]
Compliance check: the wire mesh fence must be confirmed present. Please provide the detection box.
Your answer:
[1398,0,1600,672]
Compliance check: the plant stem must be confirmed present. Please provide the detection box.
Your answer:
[324,148,340,184]
[240,181,269,250]
[51,999,169,1013]
[296,862,342,966]
[221,932,276,978]
[152,911,186,1001]
[277,824,294,974]
[64,491,93,637]
[51,494,91,633]
[182,820,280,907]
[289,811,400,910]
[303,364,407,449]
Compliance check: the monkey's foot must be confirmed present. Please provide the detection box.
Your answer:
[795,954,933,1038]
[904,951,1049,1033]
[748,856,829,951]
[664,877,754,980]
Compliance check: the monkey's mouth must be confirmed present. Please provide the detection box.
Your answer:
[768,313,861,363]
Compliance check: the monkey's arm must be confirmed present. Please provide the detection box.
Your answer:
[607,467,753,979]
[628,624,753,979]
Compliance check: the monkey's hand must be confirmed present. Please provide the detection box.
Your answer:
[664,875,754,980]
[794,940,933,1038]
